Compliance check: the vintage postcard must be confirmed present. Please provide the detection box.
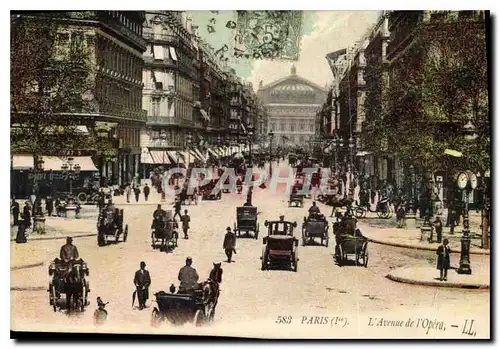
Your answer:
[10,10,490,339]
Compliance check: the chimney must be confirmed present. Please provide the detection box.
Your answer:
[259,80,263,89]
[291,64,297,75]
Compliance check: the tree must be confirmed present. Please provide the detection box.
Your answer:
[368,14,489,175]
[11,14,98,158]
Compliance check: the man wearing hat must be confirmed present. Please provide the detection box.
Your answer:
[134,261,151,310]
[223,227,237,263]
[178,257,199,294]
[59,237,80,263]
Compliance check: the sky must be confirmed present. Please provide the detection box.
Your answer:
[187,11,380,91]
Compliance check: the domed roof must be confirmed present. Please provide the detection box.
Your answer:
[271,83,315,93]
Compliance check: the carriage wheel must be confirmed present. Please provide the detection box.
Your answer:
[194,309,205,327]
[97,233,105,246]
[337,245,344,266]
[387,208,394,219]
[261,249,268,271]
[293,251,298,272]
[51,283,57,312]
[362,242,369,267]
[81,283,87,312]
[354,207,365,219]
[123,225,128,242]
[151,308,161,328]
[76,192,87,205]
[377,208,390,219]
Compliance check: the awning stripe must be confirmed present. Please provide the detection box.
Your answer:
[167,151,183,164]
[207,148,219,158]
[150,151,170,164]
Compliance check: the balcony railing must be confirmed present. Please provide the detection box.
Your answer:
[147,117,194,127]
[143,56,177,68]
[143,32,180,45]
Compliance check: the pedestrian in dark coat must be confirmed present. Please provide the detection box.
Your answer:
[46,196,54,217]
[181,209,190,239]
[133,261,151,310]
[173,198,182,220]
[223,227,236,263]
[22,202,31,229]
[143,183,150,202]
[15,220,27,243]
[436,238,451,281]
[134,187,140,203]
[11,200,20,226]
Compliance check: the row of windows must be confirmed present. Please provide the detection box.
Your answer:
[98,36,142,81]
[176,99,192,121]
[107,11,143,37]
[270,122,315,132]
[119,126,141,148]
[177,75,192,100]
[97,80,142,114]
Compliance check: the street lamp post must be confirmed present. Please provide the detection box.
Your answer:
[248,130,254,166]
[406,164,418,229]
[348,136,355,194]
[30,157,46,234]
[61,157,81,219]
[332,135,338,175]
[268,130,274,178]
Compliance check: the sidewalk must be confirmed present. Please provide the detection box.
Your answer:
[360,221,490,255]
[387,264,490,289]
[10,216,97,242]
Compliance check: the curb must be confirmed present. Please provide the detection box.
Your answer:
[11,286,46,291]
[366,237,490,255]
[386,274,490,290]
[11,233,97,242]
[11,262,45,271]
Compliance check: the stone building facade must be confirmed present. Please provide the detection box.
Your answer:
[257,66,326,148]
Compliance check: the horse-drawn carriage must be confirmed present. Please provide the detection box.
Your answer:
[234,206,259,239]
[288,153,298,167]
[289,185,305,207]
[151,264,222,327]
[260,220,299,272]
[48,259,90,312]
[301,215,329,247]
[97,207,128,246]
[201,179,222,200]
[151,211,178,251]
[333,214,368,267]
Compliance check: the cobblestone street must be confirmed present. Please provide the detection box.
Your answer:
[10,162,490,338]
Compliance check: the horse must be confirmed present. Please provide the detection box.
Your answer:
[201,263,223,319]
[64,261,87,312]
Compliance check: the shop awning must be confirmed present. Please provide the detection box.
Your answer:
[42,156,98,172]
[150,150,171,164]
[167,151,183,164]
[217,147,226,156]
[193,148,207,162]
[12,155,34,170]
[207,148,219,158]
[189,150,202,161]
[141,150,154,164]
[200,109,210,122]
[178,151,195,164]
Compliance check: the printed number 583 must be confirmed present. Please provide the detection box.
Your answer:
[275,316,292,324]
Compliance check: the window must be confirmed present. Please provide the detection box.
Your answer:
[270,123,276,131]
[290,123,295,132]
[153,45,164,60]
[70,32,84,52]
[309,124,314,132]
[152,98,161,118]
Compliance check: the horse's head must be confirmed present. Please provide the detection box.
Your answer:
[209,262,223,284]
